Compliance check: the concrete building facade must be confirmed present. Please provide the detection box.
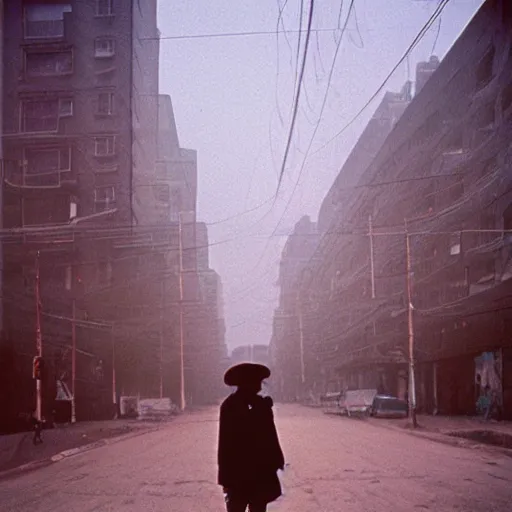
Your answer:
[0,0,167,429]
[272,0,512,418]
[269,216,319,401]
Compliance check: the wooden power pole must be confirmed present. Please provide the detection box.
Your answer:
[71,298,76,423]
[35,252,43,422]
[405,222,418,428]
[159,280,164,399]
[369,215,376,299]
[178,213,186,412]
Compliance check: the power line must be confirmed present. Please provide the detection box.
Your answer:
[309,294,512,358]
[351,2,365,49]
[247,168,466,280]
[275,0,316,197]
[146,24,429,42]
[431,7,443,55]
[314,21,326,79]
[337,0,345,31]
[206,195,275,226]
[311,0,450,157]
[342,172,463,190]
[274,0,293,127]
[143,27,345,42]
[272,0,355,236]
[293,0,306,99]
[302,148,500,288]
[259,0,449,269]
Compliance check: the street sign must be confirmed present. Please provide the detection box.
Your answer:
[33,356,44,380]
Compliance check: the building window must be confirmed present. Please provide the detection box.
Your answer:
[96,0,113,17]
[65,265,73,291]
[22,99,57,132]
[478,102,495,129]
[25,147,71,175]
[25,50,73,77]
[70,196,78,219]
[21,98,72,133]
[476,46,495,90]
[95,37,115,58]
[97,92,115,115]
[450,232,461,256]
[59,98,73,117]
[22,196,71,226]
[94,136,116,156]
[502,83,512,115]
[154,184,170,203]
[94,186,116,211]
[24,4,72,39]
[22,146,71,187]
[97,261,113,284]
[425,111,441,138]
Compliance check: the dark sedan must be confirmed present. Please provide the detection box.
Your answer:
[371,395,408,418]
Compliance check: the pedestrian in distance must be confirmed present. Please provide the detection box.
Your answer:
[218,363,285,512]
[32,412,43,445]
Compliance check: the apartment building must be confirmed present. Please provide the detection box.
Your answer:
[270,216,319,401]
[282,0,512,418]
[270,79,415,401]
[0,0,161,426]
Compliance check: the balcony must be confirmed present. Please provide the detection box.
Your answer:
[3,147,76,190]
[439,148,469,172]
[4,98,75,140]
[25,19,64,39]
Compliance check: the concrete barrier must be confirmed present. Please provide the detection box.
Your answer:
[137,398,177,421]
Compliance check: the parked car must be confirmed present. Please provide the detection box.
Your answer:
[320,392,343,415]
[344,389,377,417]
[371,395,408,418]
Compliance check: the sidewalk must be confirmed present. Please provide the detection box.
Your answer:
[368,414,512,452]
[0,419,162,475]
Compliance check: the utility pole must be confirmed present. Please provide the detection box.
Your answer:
[178,213,186,412]
[71,298,76,423]
[159,280,164,399]
[298,302,305,385]
[369,215,376,299]
[297,289,305,402]
[111,328,116,409]
[405,221,418,428]
[35,252,43,422]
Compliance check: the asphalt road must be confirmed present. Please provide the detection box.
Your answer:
[1,405,511,511]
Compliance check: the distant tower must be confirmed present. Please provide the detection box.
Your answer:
[415,55,440,95]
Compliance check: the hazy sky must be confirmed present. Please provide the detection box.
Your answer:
[157,0,484,351]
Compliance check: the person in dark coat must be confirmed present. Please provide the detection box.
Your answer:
[31,412,43,445]
[218,363,285,512]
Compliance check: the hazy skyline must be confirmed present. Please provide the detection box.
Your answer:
[157,0,484,351]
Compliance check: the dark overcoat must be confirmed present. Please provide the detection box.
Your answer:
[218,392,285,503]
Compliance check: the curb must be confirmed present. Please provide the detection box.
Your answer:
[312,406,512,458]
[0,459,55,481]
[365,417,512,458]
[0,424,162,482]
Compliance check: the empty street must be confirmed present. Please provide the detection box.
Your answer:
[1,406,511,512]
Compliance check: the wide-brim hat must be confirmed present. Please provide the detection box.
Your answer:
[224,363,271,386]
